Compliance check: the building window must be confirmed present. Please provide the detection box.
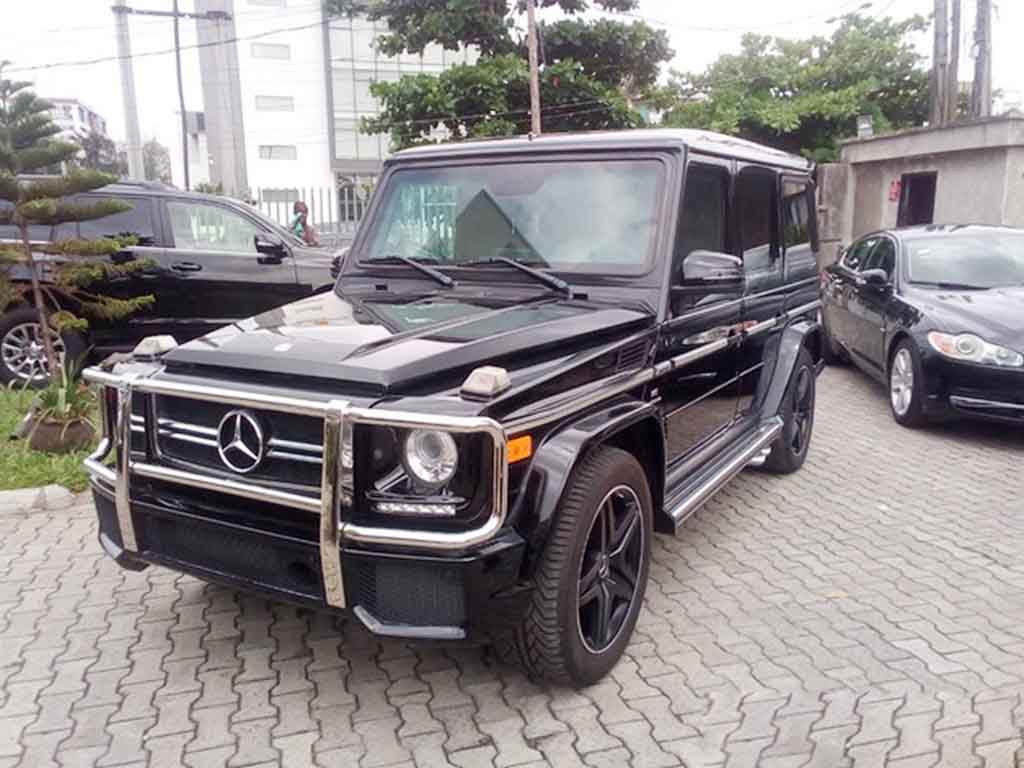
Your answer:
[258,145,298,161]
[251,42,291,60]
[255,95,295,112]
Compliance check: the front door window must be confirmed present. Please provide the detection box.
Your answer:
[167,201,262,253]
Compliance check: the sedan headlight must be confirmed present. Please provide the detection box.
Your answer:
[927,331,1024,368]
[403,428,459,490]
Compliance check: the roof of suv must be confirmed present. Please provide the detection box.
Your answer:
[392,129,813,171]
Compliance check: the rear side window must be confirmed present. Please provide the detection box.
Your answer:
[735,169,779,274]
[782,178,813,251]
[53,196,157,245]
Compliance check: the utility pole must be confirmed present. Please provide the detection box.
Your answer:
[112,3,232,188]
[526,0,542,135]
[172,0,190,189]
[972,0,992,117]
[930,0,949,125]
[947,0,961,122]
[111,1,145,179]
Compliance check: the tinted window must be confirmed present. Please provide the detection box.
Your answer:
[673,164,728,281]
[863,238,896,279]
[736,170,779,273]
[782,178,812,250]
[167,201,262,253]
[52,196,157,245]
[843,236,879,271]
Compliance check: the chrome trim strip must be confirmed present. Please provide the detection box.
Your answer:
[116,376,332,417]
[115,376,139,551]
[667,417,783,525]
[320,401,347,608]
[268,437,323,455]
[158,431,219,449]
[949,395,1024,413]
[158,418,217,437]
[266,450,323,464]
[132,462,322,513]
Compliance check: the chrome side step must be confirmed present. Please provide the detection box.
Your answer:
[666,417,783,527]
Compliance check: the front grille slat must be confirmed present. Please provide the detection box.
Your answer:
[153,395,324,488]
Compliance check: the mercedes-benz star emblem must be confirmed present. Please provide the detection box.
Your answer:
[216,410,265,474]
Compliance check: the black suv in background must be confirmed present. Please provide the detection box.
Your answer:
[0,181,338,383]
[84,131,823,685]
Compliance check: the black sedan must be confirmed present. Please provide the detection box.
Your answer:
[821,225,1024,427]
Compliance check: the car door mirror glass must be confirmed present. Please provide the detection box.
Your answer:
[255,233,287,260]
[859,268,890,288]
[678,250,745,295]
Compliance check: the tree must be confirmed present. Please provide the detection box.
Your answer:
[655,13,930,162]
[142,138,171,184]
[325,0,673,150]
[0,68,154,376]
[79,129,128,176]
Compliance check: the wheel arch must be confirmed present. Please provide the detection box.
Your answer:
[761,317,822,418]
[512,397,665,577]
[885,329,914,374]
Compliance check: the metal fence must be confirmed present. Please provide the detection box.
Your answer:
[253,183,375,249]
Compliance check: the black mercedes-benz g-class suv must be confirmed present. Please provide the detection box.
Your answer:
[0,181,338,384]
[84,130,823,685]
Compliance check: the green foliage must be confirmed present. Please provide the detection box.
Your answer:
[327,0,671,150]
[78,129,127,176]
[32,361,95,425]
[655,13,929,161]
[194,181,224,195]
[0,68,156,363]
[143,138,172,184]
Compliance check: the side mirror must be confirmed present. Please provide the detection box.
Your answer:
[330,246,350,280]
[858,268,890,289]
[255,233,287,263]
[677,250,745,296]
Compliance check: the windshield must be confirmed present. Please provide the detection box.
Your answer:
[358,159,665,275]
[906,232,1024,288]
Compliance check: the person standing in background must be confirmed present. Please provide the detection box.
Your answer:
[290,201,320,246]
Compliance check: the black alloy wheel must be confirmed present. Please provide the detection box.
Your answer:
[576,485,644,654]
[764,347,816,474]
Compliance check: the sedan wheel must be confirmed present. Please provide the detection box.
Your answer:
[0,321,65,383]
[890,348,914,416]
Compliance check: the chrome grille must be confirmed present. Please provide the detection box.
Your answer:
[153,395,323,488]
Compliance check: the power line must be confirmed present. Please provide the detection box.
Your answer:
[7,19,326,74]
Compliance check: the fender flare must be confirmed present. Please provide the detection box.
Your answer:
[761,317,822,418]
[511,396,665,575]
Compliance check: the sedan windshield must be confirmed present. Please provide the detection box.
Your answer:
[906,232,1024,288]
[358,159,665,275]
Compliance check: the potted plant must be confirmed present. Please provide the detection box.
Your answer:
[23,363,96,453]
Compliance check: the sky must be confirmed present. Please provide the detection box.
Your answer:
[4,0,1023,153]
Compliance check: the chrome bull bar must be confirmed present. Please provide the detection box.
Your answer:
[83,368,509,609]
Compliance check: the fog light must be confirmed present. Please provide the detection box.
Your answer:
[374,501,457,517]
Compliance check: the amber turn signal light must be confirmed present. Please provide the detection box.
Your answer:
[507,435,533,464]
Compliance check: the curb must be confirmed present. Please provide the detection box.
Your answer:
[0,484,83,516]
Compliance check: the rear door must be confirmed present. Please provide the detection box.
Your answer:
[161,197,305,337]
[53,193,189,352]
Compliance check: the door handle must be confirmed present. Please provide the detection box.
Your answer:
[171,261,202,273]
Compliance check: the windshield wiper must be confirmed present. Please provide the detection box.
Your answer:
[362,254,455,288]
[461,257,572,297]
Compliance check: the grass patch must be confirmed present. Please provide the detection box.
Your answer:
[0,387,96,492]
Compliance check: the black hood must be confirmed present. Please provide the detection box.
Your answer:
[908,285,1024,350]
[163,291,654,393]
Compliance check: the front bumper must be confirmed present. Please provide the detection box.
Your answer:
[83,367,527,642]
[920,354,1024,424]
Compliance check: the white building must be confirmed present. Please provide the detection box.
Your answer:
[47,98,109,142]
[170,111,212,190]
[194,0,472,217]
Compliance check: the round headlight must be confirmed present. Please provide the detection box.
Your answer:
[403,429,458,490]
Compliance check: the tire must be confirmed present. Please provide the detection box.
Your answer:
[0,306,87,387]
[506,446,653,686]
[764,348,816,474]
[889,339,927,428]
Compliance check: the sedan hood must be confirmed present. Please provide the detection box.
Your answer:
[909,285,1024,350]
[164,290,653,392]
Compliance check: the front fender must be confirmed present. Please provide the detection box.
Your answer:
[509,396,664,576]
[760,318,822,418]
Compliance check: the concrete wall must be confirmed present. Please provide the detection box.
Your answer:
[1003,147,1024,226]
[844,148,1010,240]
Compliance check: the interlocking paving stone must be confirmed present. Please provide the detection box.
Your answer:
[1,367,1023,766]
